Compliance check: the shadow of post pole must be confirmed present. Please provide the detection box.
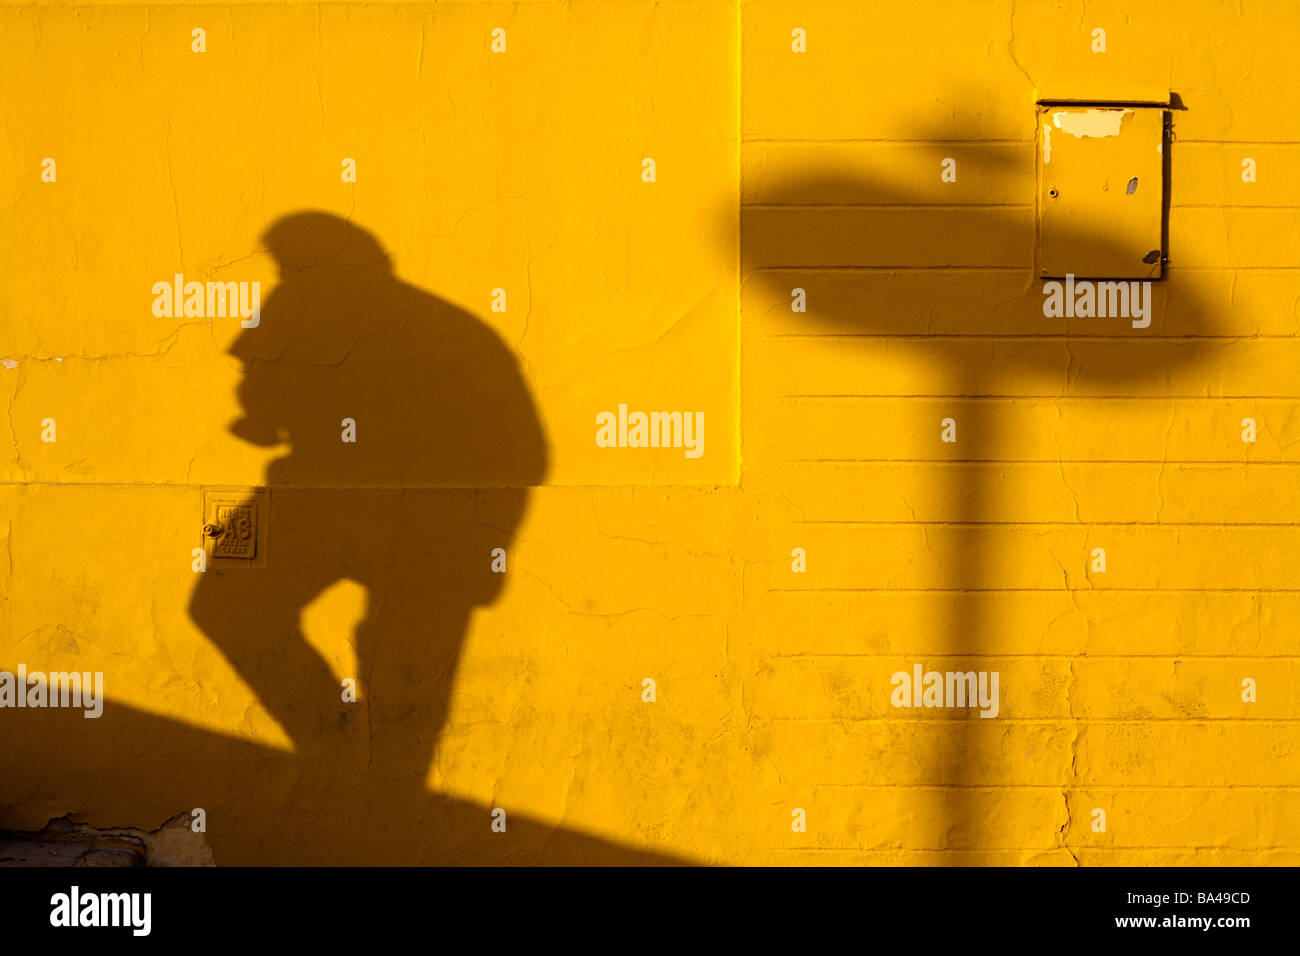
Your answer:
[740,113,1214,860]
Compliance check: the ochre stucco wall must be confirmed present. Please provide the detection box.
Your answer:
[2,0,1297,864]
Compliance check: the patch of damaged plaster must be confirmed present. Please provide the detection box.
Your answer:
[0,811,215,866]
[1052,108,1134,138]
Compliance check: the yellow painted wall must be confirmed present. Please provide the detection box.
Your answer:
[1,0,1297,864]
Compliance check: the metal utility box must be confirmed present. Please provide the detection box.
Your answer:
[1037,103,1168,279]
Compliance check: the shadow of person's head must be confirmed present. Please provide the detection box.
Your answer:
[228,211,547,490]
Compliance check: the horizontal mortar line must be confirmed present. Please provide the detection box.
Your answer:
[773,653,1300,660]
[742,202,1300,210]
[748,265,1300,272]
[743,139,1300,147]
[764,586,1300,593]
[0,481,740,490]
[789,520,1300,527]
[0,0,698,6]
[1178,139,1300,145]
[777,459,1300,465]
[769,848,1289,858]
[757,717,1300,724]
[750,334,1300,340]
[742,202,1034,209]
[749,265,1026,272]
[741,138,1034,145]
[759,853,1034,858]
[758,461,1300,468]
[779,394,1300,400]
[807,784,1300,790]
[9,0,719,4]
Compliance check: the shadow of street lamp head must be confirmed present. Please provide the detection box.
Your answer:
[741,136,1212,388]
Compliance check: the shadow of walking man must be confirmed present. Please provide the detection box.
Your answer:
[2,212,688,865]
[182,211,687,863]
[191,211,548,773]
